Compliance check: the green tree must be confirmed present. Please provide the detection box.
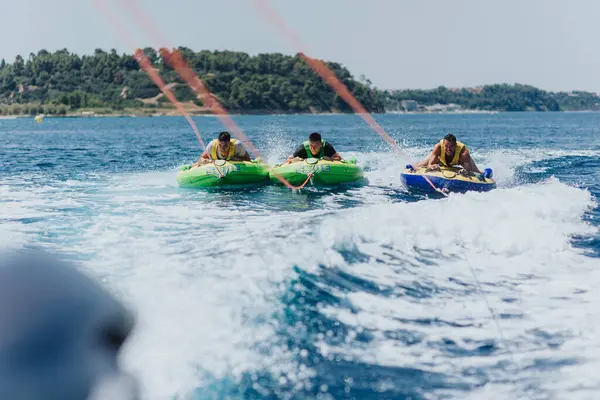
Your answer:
[69,92,81,109]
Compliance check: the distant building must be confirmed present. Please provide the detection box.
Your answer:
[425,103,462,112]
[401,100,418,111]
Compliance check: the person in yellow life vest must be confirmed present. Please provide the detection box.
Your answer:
[193,131,251,166]
[414,133,481,174]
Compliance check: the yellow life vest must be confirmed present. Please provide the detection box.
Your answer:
[439,139,466,167]
[210,138,238,160]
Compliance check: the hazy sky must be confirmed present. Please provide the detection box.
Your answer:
[5,0,600,91]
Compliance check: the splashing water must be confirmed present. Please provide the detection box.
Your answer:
[0,113,599,399]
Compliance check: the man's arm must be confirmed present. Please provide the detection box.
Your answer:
[232,151,251,161]
[426,144,442,169]
[322,143,342,161]
[287,145,306,162]
[330,153,342,161]
[192,149,212,166]
[459,148,481,173]
[232,143,252,161]
[414,144,441,169]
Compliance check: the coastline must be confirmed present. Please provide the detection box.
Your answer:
[1,108,599,120]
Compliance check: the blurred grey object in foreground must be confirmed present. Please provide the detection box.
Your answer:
[0,248,138,400]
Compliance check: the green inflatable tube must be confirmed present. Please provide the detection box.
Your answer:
[269,158,366,187]
[176,159,270,188]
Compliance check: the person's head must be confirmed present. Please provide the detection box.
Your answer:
[218,131,231,153]
[308,132,323,154]
[443,133,457,156]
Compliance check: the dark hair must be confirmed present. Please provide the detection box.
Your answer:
[309,132,322,142]
[444,133,457,143]
[218,131,231,142]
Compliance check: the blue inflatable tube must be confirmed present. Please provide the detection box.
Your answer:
[400,165,496,196]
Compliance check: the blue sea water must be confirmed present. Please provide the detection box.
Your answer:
[0,112,599,399]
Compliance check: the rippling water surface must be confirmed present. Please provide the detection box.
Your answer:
[1,113,599,399]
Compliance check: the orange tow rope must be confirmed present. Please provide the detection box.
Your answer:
[250,0,447,196]
[93,0,206,151]
[104,0,325,191]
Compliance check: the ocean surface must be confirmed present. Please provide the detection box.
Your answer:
[1,113,599,400]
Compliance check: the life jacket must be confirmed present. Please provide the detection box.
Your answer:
[210,139,238,160]
[439,139,466,167]
[303,140,326,159]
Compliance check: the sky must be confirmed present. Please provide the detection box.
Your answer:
[4,0,600,92]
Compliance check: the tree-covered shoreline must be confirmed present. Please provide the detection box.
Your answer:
[0,47,384,116]
[0,47,599,117]
[384,84,600,112]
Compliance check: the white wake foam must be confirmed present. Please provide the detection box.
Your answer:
[306,178,597,399]
[0,144,598,399]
